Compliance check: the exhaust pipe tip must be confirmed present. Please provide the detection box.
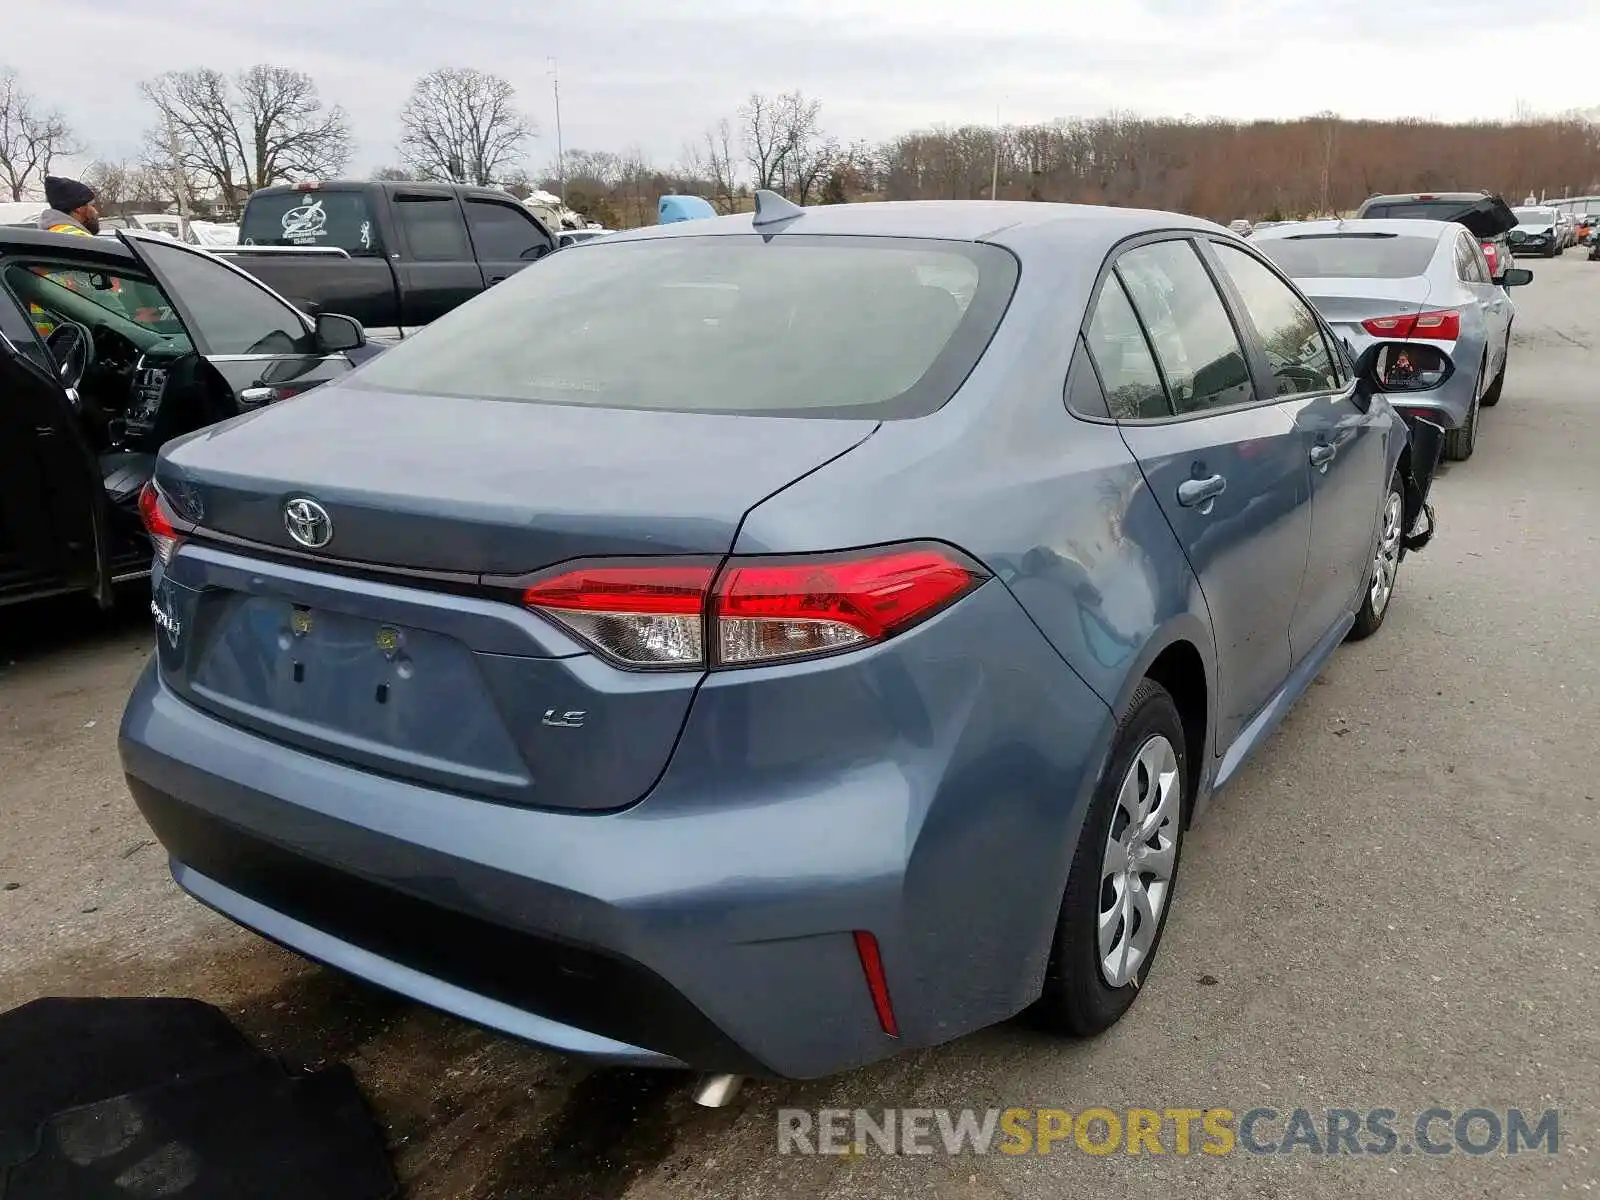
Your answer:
[691,1073,744,1108]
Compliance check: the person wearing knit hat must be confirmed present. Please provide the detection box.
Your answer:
[38,175,100,236]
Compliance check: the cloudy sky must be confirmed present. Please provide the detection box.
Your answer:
[11,0,1593,181]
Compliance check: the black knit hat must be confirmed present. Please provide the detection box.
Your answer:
[45,175,96,212]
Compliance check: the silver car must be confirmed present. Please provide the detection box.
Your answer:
[1252,218,1530,462]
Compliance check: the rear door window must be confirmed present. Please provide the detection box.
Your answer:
[1115,240,1255,415]
[1212,244,1340,397]
[395,196,473,262]
[464,199,553,261]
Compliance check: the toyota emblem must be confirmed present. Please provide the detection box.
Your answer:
[283,497,333,549]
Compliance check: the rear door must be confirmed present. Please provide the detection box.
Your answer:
[119,234,354,408]
[0,281,110,603]
[1455,231,1511,377]
[1207,240,1388,664]
[1093,236,1312,752]
[389,189,485,325]
[462,196,555,287]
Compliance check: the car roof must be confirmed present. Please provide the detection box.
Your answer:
[0,226,139,260]
[1251,218,1454,242]
[594,200,1228,250]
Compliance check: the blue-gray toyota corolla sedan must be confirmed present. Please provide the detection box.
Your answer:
[121,196,1438,1081]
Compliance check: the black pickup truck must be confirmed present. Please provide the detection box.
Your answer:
[228,181,557,338]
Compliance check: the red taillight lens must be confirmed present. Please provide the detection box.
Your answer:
[519,544,983,670]
[1361,310,1460,341]
[1481,242,1499,274]
[714,547,980,666]
[138,481,181,564]
[523,563,716,667]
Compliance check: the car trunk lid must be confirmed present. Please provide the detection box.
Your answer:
[1294,276,1434,326]
[150,386,878,811]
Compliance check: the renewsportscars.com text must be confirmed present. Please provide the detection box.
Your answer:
[777,1106,1561,1158]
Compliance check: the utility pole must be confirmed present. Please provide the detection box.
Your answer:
[991,102,1002,201]
[165,119,192,242]
[549,58,566,207]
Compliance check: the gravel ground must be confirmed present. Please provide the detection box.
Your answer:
[2,255,1596,1200]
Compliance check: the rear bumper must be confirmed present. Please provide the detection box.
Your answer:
[120,580,1115,1079]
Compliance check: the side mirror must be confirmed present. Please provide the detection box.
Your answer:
[1496,268,1533,287]
[315,312,366,353]
[1348,342,1381,412]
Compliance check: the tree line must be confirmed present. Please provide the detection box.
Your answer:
[4,61,1599,225]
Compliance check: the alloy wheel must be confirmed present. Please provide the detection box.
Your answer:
[1098,735,1181,988]
[1369,490,1403,617]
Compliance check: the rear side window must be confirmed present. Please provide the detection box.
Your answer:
[1212,245,1339,397]
[1116,240,1254,415]
[465,199,553,261]
[240,190,380,254]
[349,234,1017,419]
[1255,234,1438,279]
[395,196,473,262]
[1084,275,1169,420]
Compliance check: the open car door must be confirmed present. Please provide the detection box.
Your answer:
[115,231,360,411]
[1439,195,1519,240]
[0,288,113,606]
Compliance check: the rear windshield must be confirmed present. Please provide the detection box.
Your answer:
[1360,201,1473,221]
[348,234,1018,419]
[240,189,380,253]
[1513,208,1555,227]
[1255,234,1438,279]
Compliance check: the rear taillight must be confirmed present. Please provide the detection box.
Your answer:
[521,563,716,667]
[521,544,984,671]
[138,481,184,564]
[1481,242,1499,274]
[1361,310,1461,341]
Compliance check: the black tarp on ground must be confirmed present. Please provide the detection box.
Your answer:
[0,997,396,1200]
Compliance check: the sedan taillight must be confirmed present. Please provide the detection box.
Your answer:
[138,481,187,564]
[1362,310,1461,341]
[523,544,985,670]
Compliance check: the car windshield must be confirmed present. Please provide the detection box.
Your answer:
[1513,209,1555,227]
[349,234,1017,419]
[239,189,381,253]
[1254,234,1438,279]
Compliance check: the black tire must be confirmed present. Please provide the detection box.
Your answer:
[1033,679,1187,1037]
[1347,469,1405,642]
[1443,368,1482,461]
[1481,361,1505,407]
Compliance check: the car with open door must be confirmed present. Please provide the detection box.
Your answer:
[1355,191,1521,286]
[0,227,368,609]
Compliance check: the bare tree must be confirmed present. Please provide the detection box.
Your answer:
[371,165,418,181]
[739,92,789,190]
[399,68,533,185]
[0,67,77,201]
[235,66,350,188]
[699,119,738,212]
[738,91,827,201]
[140,66,349,214]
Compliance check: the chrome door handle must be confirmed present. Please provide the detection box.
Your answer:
[1310,443,1337,470]
[1176,474,1226,510]
[239,387,277,407]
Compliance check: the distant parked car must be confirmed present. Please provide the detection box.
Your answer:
[1355,191,1520,286]
[1508,206,1563,258]
[1254,218,1531,462]
[122,194,1443,1085]
[1228,219,1254,236]
[557,227,610,248]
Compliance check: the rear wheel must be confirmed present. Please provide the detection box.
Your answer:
[1034,680,1186,1036]
[1481,361,1505,407]
[1443,368,1483,461]
[1348,471,1405,642]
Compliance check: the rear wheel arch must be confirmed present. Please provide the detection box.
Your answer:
[1142,641,1208,823]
